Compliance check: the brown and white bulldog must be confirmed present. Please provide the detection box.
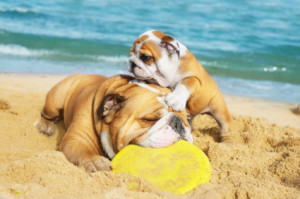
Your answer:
[129,30,230,142]
[35,74,192,172]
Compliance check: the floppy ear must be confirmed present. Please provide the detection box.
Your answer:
[160,35,180,57]
[97,94,125,123]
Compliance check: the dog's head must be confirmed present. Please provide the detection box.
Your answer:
[129,30,188,88]
[94,77,192,159]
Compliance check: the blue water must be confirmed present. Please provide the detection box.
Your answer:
[0,0,299,103]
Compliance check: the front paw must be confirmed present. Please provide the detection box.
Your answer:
[165,84,190,111]
[34,118,57,136]
[220,135,232,143]
[165,92,187,111]
[79,155,112,172]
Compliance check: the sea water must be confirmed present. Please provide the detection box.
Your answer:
[0,0,299,103]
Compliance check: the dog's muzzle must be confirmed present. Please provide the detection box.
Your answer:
[129,60,136,73]
[135,113,193,148]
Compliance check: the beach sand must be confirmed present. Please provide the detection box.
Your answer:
[0,73,299,199]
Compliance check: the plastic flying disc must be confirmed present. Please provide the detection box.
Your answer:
[112,140,211,194]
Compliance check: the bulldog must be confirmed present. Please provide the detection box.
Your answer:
[129,30,230,142]
[35,74,192,172]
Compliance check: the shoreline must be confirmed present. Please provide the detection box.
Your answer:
[1,71,299,103]
[225,94,300,129]
[1,72,299,128]
[0,73,299,199]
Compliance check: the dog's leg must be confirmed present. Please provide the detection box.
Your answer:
[165,77,201,112]
[35,74,80,136]
[209,93,231,142]
[35,117,58,136]
[60,124,112,172]
[35,91,63,136]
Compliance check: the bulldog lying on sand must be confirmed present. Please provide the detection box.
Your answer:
[129,30,230,142]
[35,74,192,172]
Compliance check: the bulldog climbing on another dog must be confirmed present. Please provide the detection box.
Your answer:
[129,30,230,142]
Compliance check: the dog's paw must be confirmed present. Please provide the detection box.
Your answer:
[34,118,57,136]
[220,135,232,143]
[79,156,112,172]
[165,84,190,111]
[165,92,187,111]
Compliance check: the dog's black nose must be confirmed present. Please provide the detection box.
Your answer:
[130,61,136,71]
[169,115,185,138]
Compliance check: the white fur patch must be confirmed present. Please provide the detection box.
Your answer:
[34,119,57,136]
[156,50,180,87]
[165,83,190,111]
[131,81,160,93]
[183,126,193,143]
[148,112,172,134]
[177,41,187,57]
[142,30,163,44]
[141,30,188,58]
[138,113,176,147]
[100,131,116,159]
[135,42,143,55]
[129,56,157,79]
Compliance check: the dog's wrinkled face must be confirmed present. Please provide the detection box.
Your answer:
[97,83,192,159]
[129,30,187,88]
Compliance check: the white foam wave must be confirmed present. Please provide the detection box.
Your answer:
[0,7,35,13]
[200,60,229,69]
[186,40,240,52]
[0,44,129,66]
[0,44,51,57]
[263,66,287,72]
[96,55,129,64]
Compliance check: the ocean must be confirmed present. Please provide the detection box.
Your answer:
[0,0,299,103]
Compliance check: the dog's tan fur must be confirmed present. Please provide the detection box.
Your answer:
[36,74,190,172]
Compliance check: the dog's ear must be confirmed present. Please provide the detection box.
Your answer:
[130,34,149,56]
[130,40,138,56]
[160,35,180,57]
[97,94,125,123]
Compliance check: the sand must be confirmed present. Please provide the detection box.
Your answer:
[0,73,299,199]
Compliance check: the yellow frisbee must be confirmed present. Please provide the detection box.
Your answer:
[112,140,211,194]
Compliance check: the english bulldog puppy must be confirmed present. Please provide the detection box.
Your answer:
[35,74,192,172]
[129,30,230,142]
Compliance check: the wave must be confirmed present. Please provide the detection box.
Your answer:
[187,40,240,52]
[263,66,287,72]
[0,7,38,15]
[95,55,129,64]
[0,7,30,13]
[0,28,299,84]
[0,44,129,66]
[215,76,300,103]
[0,42,298,85]
[0,44,51,57]
[0,29,130,53]
[1,8,30,13]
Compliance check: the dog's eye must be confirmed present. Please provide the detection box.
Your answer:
[141,118,157,122]
[140,54,152,62]
[141,116,158,122]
